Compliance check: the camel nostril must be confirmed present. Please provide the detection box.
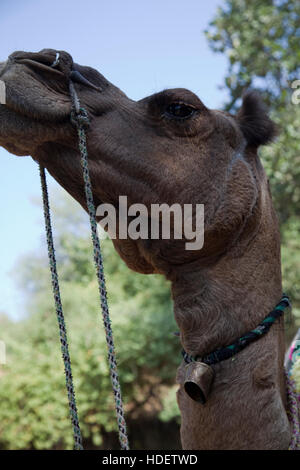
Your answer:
[14,58,64,77]
[10,51,52,66]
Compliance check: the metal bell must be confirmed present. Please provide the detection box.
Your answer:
[183,361,215,404]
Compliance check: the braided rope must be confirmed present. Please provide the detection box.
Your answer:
[39,165,83,450]
[286,369,300,450]
[286,330,300,374]
[70,84,129,450]
[182,294,291,365]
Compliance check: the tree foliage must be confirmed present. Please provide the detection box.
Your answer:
[0,192,180,450]
[206,0,300,319]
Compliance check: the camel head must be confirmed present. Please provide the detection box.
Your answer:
[0,49,277,277]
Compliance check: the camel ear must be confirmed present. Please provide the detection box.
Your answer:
[236,90,277,147]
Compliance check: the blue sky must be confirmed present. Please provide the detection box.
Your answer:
[0,0,228,319]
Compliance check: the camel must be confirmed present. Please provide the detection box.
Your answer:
[0,49,292,449]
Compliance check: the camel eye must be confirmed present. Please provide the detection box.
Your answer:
[165,102,196,120]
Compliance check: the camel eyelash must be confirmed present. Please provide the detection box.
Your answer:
[163,102,198,121]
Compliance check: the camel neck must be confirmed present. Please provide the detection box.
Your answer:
[171,218,283,359]
[172,216,291,450]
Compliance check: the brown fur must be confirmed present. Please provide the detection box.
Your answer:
[0,49,290,449]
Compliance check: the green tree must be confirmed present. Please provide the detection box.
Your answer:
[0,190,180,450]
[206,0,300,320]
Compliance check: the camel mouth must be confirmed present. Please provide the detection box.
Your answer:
[1,92,70,126]
[2,79,71,125]
[3,90,71,125]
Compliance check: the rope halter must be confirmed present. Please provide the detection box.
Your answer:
[39,62,129,450]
